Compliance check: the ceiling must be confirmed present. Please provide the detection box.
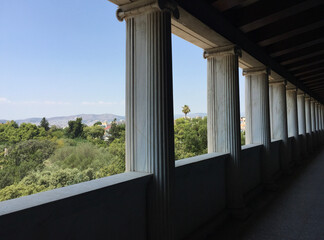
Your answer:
[176,0,324,101]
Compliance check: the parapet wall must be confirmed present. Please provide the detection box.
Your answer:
[2,138,319,240]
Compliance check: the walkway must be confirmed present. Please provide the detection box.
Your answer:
[208,148,324,240]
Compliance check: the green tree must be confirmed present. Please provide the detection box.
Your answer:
[0,118,130,201]
[93,121,102,126]
[48,126,65,139]
[40,117,50,131]
[182,105,191,118]
[241,131,245,145]
[48,142,113,172]
[7,120,18,129]
[0,139,56,189]
[174,117,207,160]
[108,129,125,167]
[66,118,84,139]
[84,125,105,139]
[107,119,125,145]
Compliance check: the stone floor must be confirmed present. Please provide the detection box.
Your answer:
[208,148,324,240]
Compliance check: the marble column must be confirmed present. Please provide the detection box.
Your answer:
[320,104,324,130]
[117,1,179,239]
[320,104,324,145]
[316,102,320,131]
[205,45,245,211]
[269,80,289,173]
[320,105,323,130]
[305,96,312,153]
[305,96,312,134]
[287,88,299,137]
[315,102,320,146]
[311,99,316,149]
[321,104,324,130]
[320,104,323,145]
[311,99,316,132]
[297,92,307,158]
[286,87,300,164]
[244,67,274,187]
[318,104,321,130]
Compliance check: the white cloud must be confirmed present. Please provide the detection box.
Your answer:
[0,97,11,103]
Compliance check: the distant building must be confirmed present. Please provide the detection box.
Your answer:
[103,125,112,141]
[240,117,246,132]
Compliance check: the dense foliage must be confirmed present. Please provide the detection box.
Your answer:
[0,115,245,201]
[241,131,246,145]
[174,117,207,159]
[0,118,125,201]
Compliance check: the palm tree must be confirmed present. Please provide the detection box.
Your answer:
[182,105,191,118]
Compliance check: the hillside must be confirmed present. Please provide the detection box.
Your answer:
[0,113,209,127]
[0,114,125,128]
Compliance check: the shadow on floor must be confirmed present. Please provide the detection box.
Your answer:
[206,149,324,240]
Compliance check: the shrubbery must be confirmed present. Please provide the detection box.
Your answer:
[0,116,213,201]
[174,117,207,160]
[0,119,126,201]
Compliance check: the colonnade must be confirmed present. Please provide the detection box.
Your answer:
[113,1,324,239]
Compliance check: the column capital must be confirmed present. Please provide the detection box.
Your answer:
[116,0,179,21]
[297,89,305,96]
[269,78,286,86]
[305,94,311,100]
[203,45,241,58]
[286,86,297,92]
[243,67,270,76]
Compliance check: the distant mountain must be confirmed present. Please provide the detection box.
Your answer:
[1,113,208,127]
[1,114,125,128]
[0,120,10,124]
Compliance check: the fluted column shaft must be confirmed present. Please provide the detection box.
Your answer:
[297,94,306,136]
[269,81,289,172]
[311,100,316,132]
[305,96,312,153]
[320,105,323,130]
[244,67,273,185]
[305,97,312,133]
[317,103,320,146]
[119,2,177,239]
[297,93,307,158]
[321,104,324,130]
[205,46,244,210]
[320,104,324,130]
[311,99,317,150]
[286,89,299,138]
[315,103,319,131]
[318,104,321,131]
[320,105,323,145]
[316,103,321,146]
[322,105,324,131]
[287,88,300,163]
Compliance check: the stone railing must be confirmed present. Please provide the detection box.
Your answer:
[2,138,322,240]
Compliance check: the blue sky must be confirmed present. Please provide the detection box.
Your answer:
[0,0,245,120]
